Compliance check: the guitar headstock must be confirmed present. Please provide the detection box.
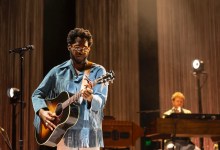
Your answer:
[96,70,115,85]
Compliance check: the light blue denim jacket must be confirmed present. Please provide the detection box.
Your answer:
[32,59,108,148]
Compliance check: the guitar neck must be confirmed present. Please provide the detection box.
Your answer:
[62,92,81,109]
[60,72,112,110]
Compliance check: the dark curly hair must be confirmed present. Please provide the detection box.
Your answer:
[67,28,93,47]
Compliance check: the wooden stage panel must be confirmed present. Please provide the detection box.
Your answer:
[102,120,144,148]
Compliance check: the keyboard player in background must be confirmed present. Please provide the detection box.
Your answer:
[163,92,198,150]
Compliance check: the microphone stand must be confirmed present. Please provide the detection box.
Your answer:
[195,73,204,150]
[9,46,33,150]
[10,52,25,150]
[19,51,25,150]
[12,103,17,150]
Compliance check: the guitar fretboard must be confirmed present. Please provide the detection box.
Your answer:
[62,92,81,109]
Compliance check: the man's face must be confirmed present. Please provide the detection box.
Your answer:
[172,97,184,108]
[68,37,90,64]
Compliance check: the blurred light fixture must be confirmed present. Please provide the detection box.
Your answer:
[7,88,20,102]
[165,140,175,149]
[192,59,204,74]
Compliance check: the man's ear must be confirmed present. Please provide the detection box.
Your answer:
[67,44,71,51]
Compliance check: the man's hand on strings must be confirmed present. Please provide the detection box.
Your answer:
[82,75,93,102]
[82,87,93,102]
[84,75,93,88]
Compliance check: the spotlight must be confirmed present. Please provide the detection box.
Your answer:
[7,88,20,101]
[192,59,204,74]
[165,140,175,149]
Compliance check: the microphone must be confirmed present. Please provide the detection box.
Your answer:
[9,45,34,53]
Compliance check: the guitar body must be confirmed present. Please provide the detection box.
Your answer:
[35,91,79,147]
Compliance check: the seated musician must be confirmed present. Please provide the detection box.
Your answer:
[163,92,197,150]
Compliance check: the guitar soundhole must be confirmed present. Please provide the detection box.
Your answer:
[55,103,63,116]
[71,104,79,118]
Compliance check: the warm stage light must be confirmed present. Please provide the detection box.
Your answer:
[7,88,20,100]
[192,59,204,74]
[165,140,175,149]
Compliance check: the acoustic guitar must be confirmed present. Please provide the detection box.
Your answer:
[35,70,115,147]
